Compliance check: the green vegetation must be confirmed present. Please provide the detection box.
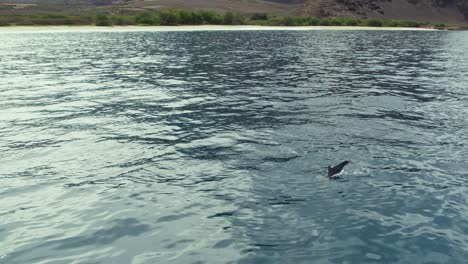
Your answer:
[223,11,246,25]
[0,18,8,27]
[95,14,111,26]
[159,10,180,25]
[135,12,158,25]
[366,19,383,27]
[0,10,463,29]
[434,23,446,29]
[251,13,268,21]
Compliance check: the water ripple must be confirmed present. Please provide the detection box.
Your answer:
[1,30,468,264]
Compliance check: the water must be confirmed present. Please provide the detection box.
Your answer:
[1,29,468,264]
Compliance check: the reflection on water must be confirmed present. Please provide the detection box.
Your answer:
[1,30,468,263]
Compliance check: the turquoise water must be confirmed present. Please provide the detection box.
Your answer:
[1,29,468,263]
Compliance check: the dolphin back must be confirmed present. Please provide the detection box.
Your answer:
[328,161,350,177]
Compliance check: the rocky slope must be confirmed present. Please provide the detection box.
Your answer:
[301,0,467,23]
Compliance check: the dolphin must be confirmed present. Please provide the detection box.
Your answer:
[328,160,351,177]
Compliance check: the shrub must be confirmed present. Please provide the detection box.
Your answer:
[79,16,95,25]
[263,17,283,26]
[135,12,157,25]
[293,16,308,26]
[173,10,204,25]
[223,11,235,25]
[95,14,112,26]
[399,20,422,27]
[112,15,135,25]
[329,18,345,26]
[283,17,294,26]
[190,11,204,25]
[41,14,68,20]
[319,18,332,26]
[307,17,320,26]
[366,19,383,27]
[282,17,298,26]
[64,18,74,25]
[159,10,180,25]
[200,10,223,24]
[383,19,400,27]
[177,10,194,24]
[15,18,35,25]
[344,18,360,26]
[251,13,268,20]
[30,18,60,25]
[223,11,245,25]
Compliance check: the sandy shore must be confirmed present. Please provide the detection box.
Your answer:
[0,25,437,33]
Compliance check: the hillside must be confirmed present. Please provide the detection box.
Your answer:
[0,0,466,23]
[302,0,467,23]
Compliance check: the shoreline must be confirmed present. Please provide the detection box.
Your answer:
[0,25,439,32]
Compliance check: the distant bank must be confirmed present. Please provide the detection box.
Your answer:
[0,25,442,33]
[0,11,466,30]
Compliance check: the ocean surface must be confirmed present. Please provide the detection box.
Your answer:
[1,29,468,264]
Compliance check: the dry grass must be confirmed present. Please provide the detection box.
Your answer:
[132,0,300,16]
